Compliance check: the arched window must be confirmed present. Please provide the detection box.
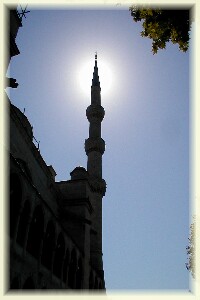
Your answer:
[41,221,55,270]
[94,277,98,289]
[76,258,83,289]
[22,277,35,289]
[16,200,30,247]
[89,271,94,289]
[53,233,65,279]
[68,249,77,289]
[98,281,103,290]
[63,249,70,284]
[10,276,20,289]
[26,205,44,260]
[15,158,32,182]
[10,173,22,237]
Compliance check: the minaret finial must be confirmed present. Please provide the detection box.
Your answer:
[92,52,100,87]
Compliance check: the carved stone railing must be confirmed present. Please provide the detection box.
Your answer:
[85,138,105,155]
[86,105,105,122]
[88,177,106,196]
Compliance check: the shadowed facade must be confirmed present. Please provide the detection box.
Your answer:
[8,8,106,291]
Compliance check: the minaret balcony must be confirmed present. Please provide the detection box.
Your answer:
[85,137,105,155]
[86,105,105,122]
[88,177,106,196]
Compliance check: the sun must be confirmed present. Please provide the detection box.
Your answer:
[78,58,113,98]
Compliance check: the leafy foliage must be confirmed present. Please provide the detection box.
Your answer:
[129,7,191,54]
[186,217,195,279]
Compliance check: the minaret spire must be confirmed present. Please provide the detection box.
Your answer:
[84,54,106,279]
[92,52,100,87]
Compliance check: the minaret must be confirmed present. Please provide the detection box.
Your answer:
[85,53,106,280]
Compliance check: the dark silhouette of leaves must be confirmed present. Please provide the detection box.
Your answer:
[129,7,191,54]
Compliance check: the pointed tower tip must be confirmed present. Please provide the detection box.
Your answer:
[92,52,100,87]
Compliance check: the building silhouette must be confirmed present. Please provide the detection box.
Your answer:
[8,8,106,290]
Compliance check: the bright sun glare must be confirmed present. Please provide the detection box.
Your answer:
[78,59,112,98]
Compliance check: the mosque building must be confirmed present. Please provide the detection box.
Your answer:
[8,8,106,290]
